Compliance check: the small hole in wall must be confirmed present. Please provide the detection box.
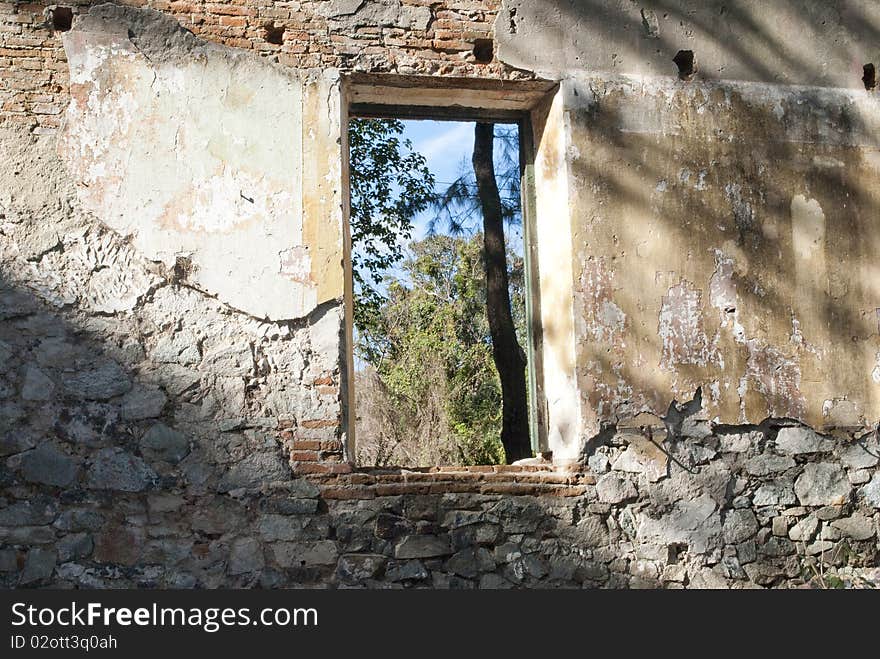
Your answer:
[173,255,194,282]
[473,39,494,64]
[667,544,685,565]
[863,63,876,90]
[673,49,696,80]
[264,23,285,45]
[50,6,73,32]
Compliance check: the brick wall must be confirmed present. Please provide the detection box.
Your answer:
[1,0,514,134]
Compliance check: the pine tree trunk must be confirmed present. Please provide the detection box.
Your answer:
[472,122,532,463]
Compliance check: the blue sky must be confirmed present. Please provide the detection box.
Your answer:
[351,119,524,370]
[399,119,523,247]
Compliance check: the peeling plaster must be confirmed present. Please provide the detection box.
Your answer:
[59,6,342,321]
[565,70,879,439]
[791,195,826,262]
[497,0,880,91]
[823,398,864,427]
[658,281,719,370]
[741,339,806,421]
[580,258,626,343]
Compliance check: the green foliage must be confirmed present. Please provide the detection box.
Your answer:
[348,118,436,342]
[348,119,527,466]
[358,234,525,465]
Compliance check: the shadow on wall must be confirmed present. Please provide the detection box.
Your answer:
[0,136,343,586]
[2,1,880,591]
[2,264,879,590]
[493,2,880,431]
[562,71,880,431]
[502,0,880,87]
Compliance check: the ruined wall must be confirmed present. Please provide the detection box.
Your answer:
[564,76,880,438]
[493,2,880,451]
[61,7,343,321]
[1,11,359,592]
[498,0,880,87]
[0,2,879,589]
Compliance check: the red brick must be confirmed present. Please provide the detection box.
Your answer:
[291,450,319,462]
[292,461,352,475]
[319,486,375,500]
[219,15,247,27]
[374,483,431,496]
[205,3,257,17]
[345,473,376,485]
[479,483,541,496]
[291,439,320,451]
[428,482,480,494]
[300,418,337,429]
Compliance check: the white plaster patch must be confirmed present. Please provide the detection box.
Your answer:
[279,246,312,284]
[658,280,718,370]
[822,398,863,427]
[790,315,804,346]
[742,339,806,420]
[708,249,746,343]
[709,250,736,315]
[580,258,626,343]
[171,170,295,235]
[812,155,844,169]
[791,195,825,259]
[598,300,626,336]
[60,22,325,321]
[708,381,721,403]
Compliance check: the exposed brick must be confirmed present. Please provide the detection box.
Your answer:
[293,461,353,475]
[290,450,320,462]
[479,483,541,496]
[427,482,481,494]
[345,473,376,485]
[318,486,375,500]
[219,16,248,27]
[300,419,337,429]
[374,483,432,496]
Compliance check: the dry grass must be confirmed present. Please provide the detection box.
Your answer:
[354,366,464,467]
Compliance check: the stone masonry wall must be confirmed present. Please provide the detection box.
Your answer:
[0,2,878,589]
[0,116,349,585]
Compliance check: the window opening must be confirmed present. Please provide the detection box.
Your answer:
[348,116,537,468]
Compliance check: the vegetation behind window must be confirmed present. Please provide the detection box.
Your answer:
[349,118,529,467]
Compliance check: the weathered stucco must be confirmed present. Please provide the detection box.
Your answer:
[557,74,880,439]
[488,2,880,450]
[59,5,344,322]
[498,0,880,88]
[530,87,581,463]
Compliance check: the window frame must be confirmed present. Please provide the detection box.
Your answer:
[341,74,559,466]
